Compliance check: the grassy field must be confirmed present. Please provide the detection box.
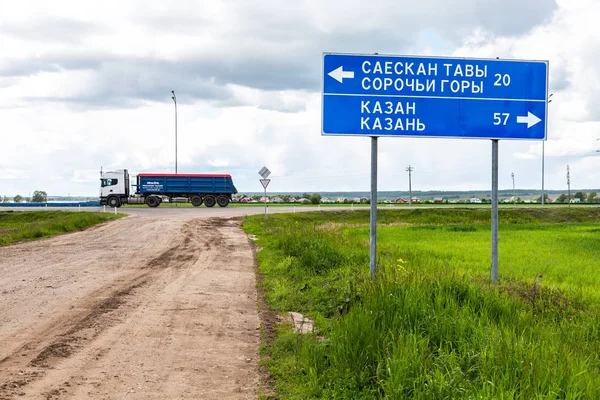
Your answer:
[120,202,593,209]
[0,210,124,246]
[244,207,600,399]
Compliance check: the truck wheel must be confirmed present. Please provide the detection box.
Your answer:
[108,196,121,208]
[146,196,160,208]
[217,196,229,207]
[204,196,216,208]
[190,196,203,207]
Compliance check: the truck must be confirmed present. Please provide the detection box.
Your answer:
[99,169,238,208]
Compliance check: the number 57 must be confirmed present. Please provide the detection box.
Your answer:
[493,113,510,125]
[494,113,510,125]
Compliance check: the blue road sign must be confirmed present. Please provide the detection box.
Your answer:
[322,53,549,140]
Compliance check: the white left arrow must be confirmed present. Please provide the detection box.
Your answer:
[516,112,542,128]
[328,66,354,83]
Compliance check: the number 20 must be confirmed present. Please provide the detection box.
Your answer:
[494,73,510,86]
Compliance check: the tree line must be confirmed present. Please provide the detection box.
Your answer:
[552,191,597,203]
[0,191,48,203]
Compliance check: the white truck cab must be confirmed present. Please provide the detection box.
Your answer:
[100,169,130,207]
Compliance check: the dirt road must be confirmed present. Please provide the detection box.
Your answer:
[0,213,260,399]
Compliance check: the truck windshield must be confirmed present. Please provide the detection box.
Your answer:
[101,179,118,187]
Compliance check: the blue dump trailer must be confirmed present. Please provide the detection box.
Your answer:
[99,169,238,208]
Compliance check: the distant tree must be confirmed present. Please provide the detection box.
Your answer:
[574,192,586,203]
[13,195,23,203]
[587,192,598,203]
[535,194,550,203]
[32,190,48,203]
[1,196,8,203]
[310,193,322,204]
[556,194,568,203]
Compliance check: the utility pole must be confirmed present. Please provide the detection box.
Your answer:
[567,165,571,207]
[171,90,178,174]
[511,172,516,205]
[406,165,413,207]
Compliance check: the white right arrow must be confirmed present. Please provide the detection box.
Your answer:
[328,66,354,83]
[516,112,542,128]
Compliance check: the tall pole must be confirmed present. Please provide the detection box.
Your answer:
[171,90,178,174]
[491,140,499,284]
[406,165,413,207]
[370,137,378,277]
[511,172,515,205]
[567,165,571,207]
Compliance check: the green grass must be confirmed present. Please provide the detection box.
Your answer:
[122,201,597,208]
[120,202,371,208]
[244,207,600,399]
[0,210,124,246]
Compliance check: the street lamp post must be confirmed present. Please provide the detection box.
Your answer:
[171,90,178,174]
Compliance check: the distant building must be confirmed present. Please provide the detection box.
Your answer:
[271,196,284,203]
[395,197,408,204]
[236,195,253,203]
[434,197,444,203]
[470,197,482,203]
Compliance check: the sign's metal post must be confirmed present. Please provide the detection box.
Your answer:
[491,139,499,284]
[258,166,271,217]
[259,179,271,215]
[370,136,378,277]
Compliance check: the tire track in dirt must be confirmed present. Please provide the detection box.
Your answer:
[0,216,259,400]
[0,219,200,398]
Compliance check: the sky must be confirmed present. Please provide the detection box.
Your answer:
[1,0,599,197]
